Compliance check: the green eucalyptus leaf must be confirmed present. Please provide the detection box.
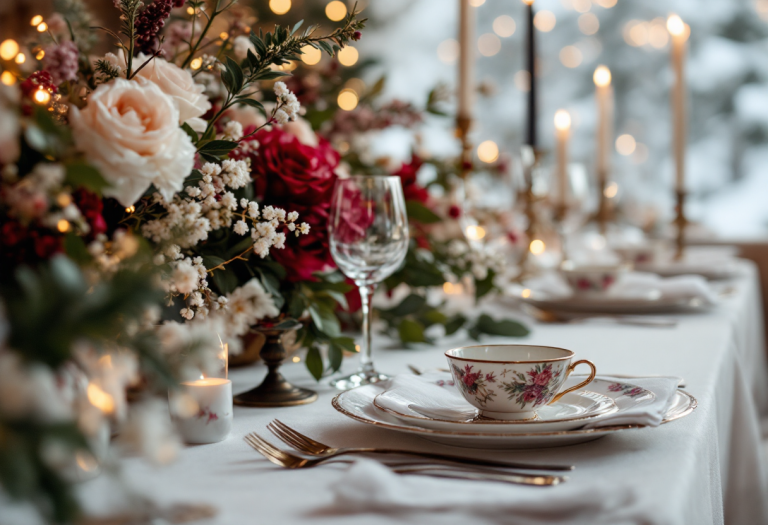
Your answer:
[181,122,199,144]
[308,303,341,338]
[398,318,427,344]
[305,345,324,381]
[64,162,109,195]
[63,233,91,265]
[383,293,426,317]
[405,200,441,224]
[473,314,530,338]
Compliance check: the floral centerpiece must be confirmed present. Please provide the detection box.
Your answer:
[0,0,366,520]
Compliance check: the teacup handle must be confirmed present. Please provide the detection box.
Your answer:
[549,360,597,405]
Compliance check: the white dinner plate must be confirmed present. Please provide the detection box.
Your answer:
[519,289,708,315]
[635,260,741,280]
[332,379,695,449]
[373,389,618,434]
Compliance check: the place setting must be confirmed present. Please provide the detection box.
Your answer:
[332,344,695,451]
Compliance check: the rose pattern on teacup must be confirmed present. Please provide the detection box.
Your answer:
[451,364,498,407]
[499,363,565,409]
[450,362,568,410]
[567,273,616,292]
[608,382,648,398]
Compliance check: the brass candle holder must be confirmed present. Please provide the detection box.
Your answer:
[514,146,546,281]
[673,190,687,261]
[233,318,318,407]
[456,115,473,180]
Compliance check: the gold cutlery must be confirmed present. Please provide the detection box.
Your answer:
[265,419,574,471]
[244,432,565,486]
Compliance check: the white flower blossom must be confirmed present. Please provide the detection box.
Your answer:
[233,220,249,235]
[274,109,290,125]
[274,82,289,98]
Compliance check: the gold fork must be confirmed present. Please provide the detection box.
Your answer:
[266,419,574,471]
[244,433,563,486]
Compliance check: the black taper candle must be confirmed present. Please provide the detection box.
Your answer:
[525,2,537,148]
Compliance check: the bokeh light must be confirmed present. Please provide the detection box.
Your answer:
[301,45,322,65]
[338,89,358,111]
[514,70,531,92]
[559,46,583,68]
[572,0,591,13]
[616,134,636,155]
[338,46,359,66]
[493,15,516,37]
[269,0,291,15]
[478,33,501,56]
[437,39,459,64]
[326,1,347,21]
[477,140,499,163]
[0,40,19,61]
[578,13,599,35]
[534,11,556,32]
[1,71,15,85]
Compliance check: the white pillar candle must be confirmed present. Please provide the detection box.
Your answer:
[593,65,613,189]
[667,14,689,193]
[169,378,232,444]
[457,0,475,121]
[554,109,571,207]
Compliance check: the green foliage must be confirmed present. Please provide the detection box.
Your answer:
[64,162,109,195]
[5,256,164,370]
[405,200,442,224]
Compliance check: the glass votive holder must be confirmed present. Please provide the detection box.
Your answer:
[169,377,233,444]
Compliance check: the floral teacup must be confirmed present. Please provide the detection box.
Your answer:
[560,261,629,296]
[445,345,597,421]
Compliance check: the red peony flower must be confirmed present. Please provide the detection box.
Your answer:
[393,154,429,204]
[73,188,107,240]
[245,127,340,282]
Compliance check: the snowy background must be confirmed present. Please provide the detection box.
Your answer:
[352,0,768,237]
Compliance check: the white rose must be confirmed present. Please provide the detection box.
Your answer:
[69,78,195,206]
[132,54,211,132]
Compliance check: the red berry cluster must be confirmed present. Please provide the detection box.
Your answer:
[134,0,173,55]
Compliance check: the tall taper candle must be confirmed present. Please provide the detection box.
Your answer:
[593,65,613,188]
[667,14,689,193]
[523,0,537,147]
[457,0,475,121]
[554,110,571,207]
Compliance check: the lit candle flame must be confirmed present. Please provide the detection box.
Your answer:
[218,334,228,379]
[593,65,611,87]
[554,109,571,131]
[666,14,685,37]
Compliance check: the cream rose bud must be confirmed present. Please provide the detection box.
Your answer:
[132,54,211,131]
[69,78,196,206]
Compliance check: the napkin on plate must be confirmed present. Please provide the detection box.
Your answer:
[378,373,682,428]
[610,272,718,305]
[579,375,682,428]
[374,373,478,421]
[513,271,718,305]
[325,458,642,525]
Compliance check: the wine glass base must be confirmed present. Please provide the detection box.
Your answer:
[330,370,390,390]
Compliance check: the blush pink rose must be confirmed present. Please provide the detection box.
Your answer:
[69,78,196,206]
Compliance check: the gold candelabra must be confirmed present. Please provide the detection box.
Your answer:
[514,147,546,281]
[456,115,473,180]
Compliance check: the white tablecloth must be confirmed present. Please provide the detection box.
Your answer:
[4,263,768,525]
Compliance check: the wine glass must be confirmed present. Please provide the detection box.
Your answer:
[328,175,409,389]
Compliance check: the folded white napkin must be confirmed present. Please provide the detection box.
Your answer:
[610,272,719,305]
[579,375,681,428]
[378,373,681,428]
[515,271,718,305]
[375,373,477,421]
[327,458,641,525]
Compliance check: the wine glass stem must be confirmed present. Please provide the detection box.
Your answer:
[357,282,377,374]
